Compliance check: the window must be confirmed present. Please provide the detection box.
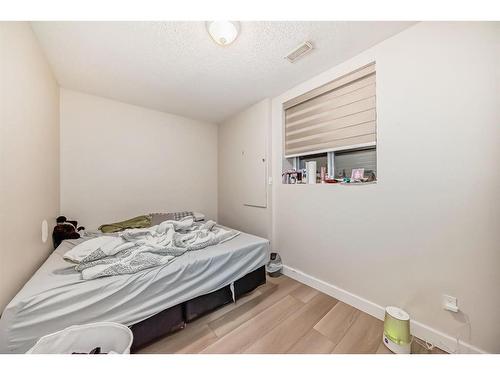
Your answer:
[298,153,327,171]
[282,62,377,184]
[333,147,376,180]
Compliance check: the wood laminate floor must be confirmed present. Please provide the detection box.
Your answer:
[137,275,446,354]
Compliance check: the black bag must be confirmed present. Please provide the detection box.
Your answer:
[52,216,85,249]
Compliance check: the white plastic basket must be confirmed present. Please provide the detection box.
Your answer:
[27,322,133,354]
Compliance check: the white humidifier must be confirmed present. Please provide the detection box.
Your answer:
[382,306,411,354]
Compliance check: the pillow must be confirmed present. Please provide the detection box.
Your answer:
[63,236,124,263]
[150,211,205,226]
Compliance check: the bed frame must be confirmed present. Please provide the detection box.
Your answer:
[129,265,266,352]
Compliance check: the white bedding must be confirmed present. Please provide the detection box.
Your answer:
[68,218,240,279]
[0,231,268,353]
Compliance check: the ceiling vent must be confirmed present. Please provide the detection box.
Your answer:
[285,41,314,63]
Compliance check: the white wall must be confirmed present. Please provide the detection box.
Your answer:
[271,22,500,353]
[0,22,60,310]
[218,99,271,238]
[60,89,218,229]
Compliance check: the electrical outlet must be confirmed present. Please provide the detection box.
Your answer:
[443,294,459,312]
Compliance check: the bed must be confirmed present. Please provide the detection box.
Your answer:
[0,230,269,353]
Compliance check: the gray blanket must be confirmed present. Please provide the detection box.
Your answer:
[64,217,240,279]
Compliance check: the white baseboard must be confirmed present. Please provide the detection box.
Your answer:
[282,265,487,354]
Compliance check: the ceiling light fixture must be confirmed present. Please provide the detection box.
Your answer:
[285,41,314,63]
[206,21,240,46]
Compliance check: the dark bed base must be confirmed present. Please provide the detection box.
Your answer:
[130,265,266,352]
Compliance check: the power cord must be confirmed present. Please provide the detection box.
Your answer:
[453,313,472,354]
[412,336,435,352]
[410,313,472,354]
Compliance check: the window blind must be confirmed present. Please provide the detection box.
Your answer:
[284,63,376,158]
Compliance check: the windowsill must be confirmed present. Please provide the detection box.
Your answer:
[282,181,377,186]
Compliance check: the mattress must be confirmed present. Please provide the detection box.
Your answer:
[0,231,269,353]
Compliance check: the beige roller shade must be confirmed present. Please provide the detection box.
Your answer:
[284,62,376,157]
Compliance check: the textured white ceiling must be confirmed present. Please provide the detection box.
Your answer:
[31,21,415,123]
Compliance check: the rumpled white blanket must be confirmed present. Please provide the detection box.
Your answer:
[64,217,240,279]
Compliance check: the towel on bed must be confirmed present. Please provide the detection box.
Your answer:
[64,217,240,279]
[98,215,152,233]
